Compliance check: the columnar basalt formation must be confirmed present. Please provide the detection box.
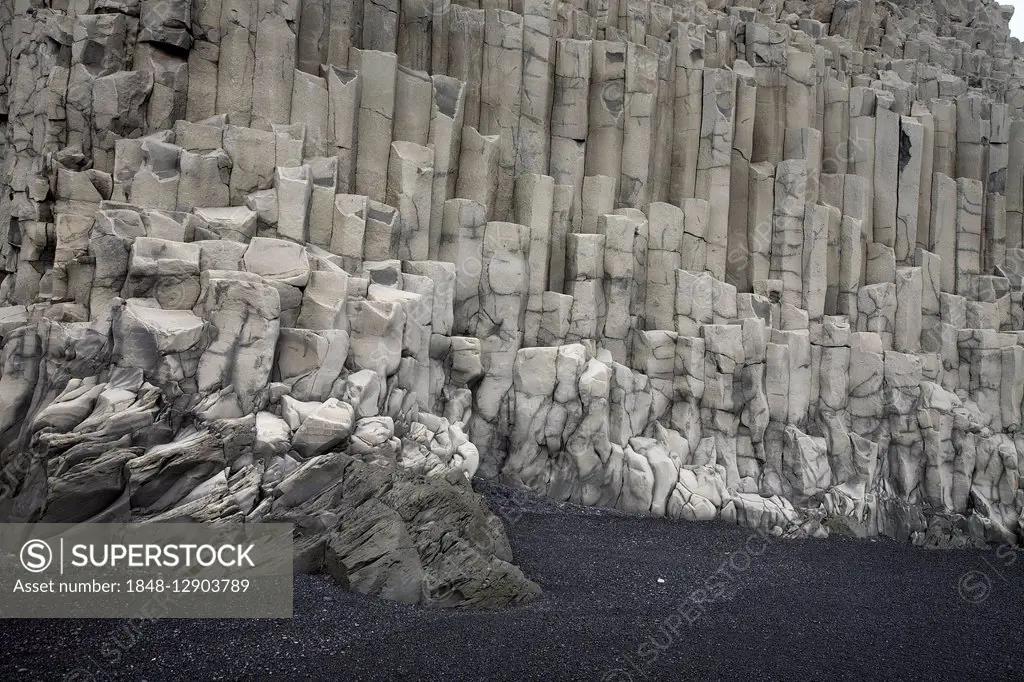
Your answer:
[2,1,1024,605]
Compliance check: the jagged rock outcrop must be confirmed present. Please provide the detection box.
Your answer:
[2,0,1024,605]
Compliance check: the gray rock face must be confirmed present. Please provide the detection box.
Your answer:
[2,0,1024,610]
[269,452,538,608]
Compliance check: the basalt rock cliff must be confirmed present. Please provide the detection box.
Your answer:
[1,0,1024,604]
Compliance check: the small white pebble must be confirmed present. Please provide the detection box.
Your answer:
[656,577,665,584]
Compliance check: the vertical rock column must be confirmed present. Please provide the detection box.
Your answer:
[352,49,397,204]
[726,60,757,292]
[298,0,329,75]
[332,194,367,272]
[701,324,745,490]
[822,77,850,176]
[328,0,363,68]
[848,87,876,241]
[469,222,531,477]
[620,0,648,43]
[92,69,155,173]
[817,316,852,485]
[916,248,942,352]
[550,39,592,232]
[585,40,626,189]
[695,67,736,281]
[514,174,555,348]
[429,0,448,74]
[896,115,924,264]
[598,213,636,363]
[873,91,900,252]
[216,0,256,127]
[275,165,312,244]
[986,103,1010,269]
[747,162,775,284]
[224,125,276,205]
[188,0,222,121]
[670,21,704,204]
[618,42,658,209]
[843,173,872,278]
[676,269,713,338]
[738,314,770,489]
[894,266,923,353]
[506,346,563,494]
[397,0,432,70]
[428,75,467,260]
[631,330,677,434]
[196,273,281,415]
[672,329,705,447]
[315,165,348,254]
[618,208,649,339]
[679,198,710,274]
[802,204,830,322]
[769,159,807,307]
[1007,120,1024,250]
[455,127,501,220]
[565,233,607,345]
[581,176,617,234]
[931,172,958,293]
[645,202,683,331]
[326,66,361,194]
[912,102,936,254]
[393,66,432,147]
[273,122,305,167]
[252,0,298,130]
[291,70,330,159]
[134,32,189,135]
[931,98,957,181]
[958,330,1003,434]
[480,9,524,222]
[447,7,484,130]
[64,14,123,162]
[955,93,988,185]
[647,36,674,204]
[784,48,815,135]
[784,128,822,209]
[984,195,1007,277]
[362,0,399,53]
[955,178,983,294]
[548,185,575,294]
[884,350,924,505]
[439,199,487,336]
[588,0,615,39]
[747,22,786,166]
[822,194,842,316]
[939,292,965,394]
[386,140,434,261]
[517,0,557,177]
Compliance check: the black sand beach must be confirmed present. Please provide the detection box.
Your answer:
[3,482,1022,681]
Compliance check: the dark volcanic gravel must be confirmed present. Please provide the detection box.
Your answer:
[3,480,1023,681]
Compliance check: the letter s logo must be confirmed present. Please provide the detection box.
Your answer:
[20,539,53,573]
